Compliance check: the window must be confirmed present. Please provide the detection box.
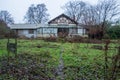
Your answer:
[29,29,34,34]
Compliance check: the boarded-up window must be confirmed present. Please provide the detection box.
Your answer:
[29,29,34,34]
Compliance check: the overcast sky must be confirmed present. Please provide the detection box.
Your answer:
[0,0,98,23]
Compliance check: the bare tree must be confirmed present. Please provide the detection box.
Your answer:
[24,3,49,24]
[36,4,49,23]
[80,0,120,39]
[24,4,36,24]
[96,0,120,30]
[0,10,14,24]
[81,4,98,25]
[63,1,86,22]
[0,20,10,38]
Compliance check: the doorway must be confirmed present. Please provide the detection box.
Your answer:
[58,28,69,37]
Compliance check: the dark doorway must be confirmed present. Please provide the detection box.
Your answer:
[58,28,69,37]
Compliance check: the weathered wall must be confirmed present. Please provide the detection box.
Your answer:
[17,30,37,38]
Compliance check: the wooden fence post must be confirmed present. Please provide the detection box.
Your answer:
[104,40,110,80]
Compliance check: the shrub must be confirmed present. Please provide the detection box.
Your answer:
[44,35,57,42]
[107,25,120,39]
[66,35,85,43]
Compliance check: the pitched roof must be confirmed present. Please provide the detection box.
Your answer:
[48,14,78,25]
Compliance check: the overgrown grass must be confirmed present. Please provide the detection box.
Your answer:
[0,39,119,80]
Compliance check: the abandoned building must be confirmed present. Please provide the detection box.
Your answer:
[10,14,86,38]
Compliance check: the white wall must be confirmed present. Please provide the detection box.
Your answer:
[16,28,86,38]
[78,28,87,37]
[17,29,37,38]
[78,28,84,35]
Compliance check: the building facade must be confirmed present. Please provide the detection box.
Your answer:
[10,14,86,38]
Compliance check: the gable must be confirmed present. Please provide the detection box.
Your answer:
[48,14,78,25]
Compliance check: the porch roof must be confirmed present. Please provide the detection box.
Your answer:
[10,24,42,29]
[10,23,84,30]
